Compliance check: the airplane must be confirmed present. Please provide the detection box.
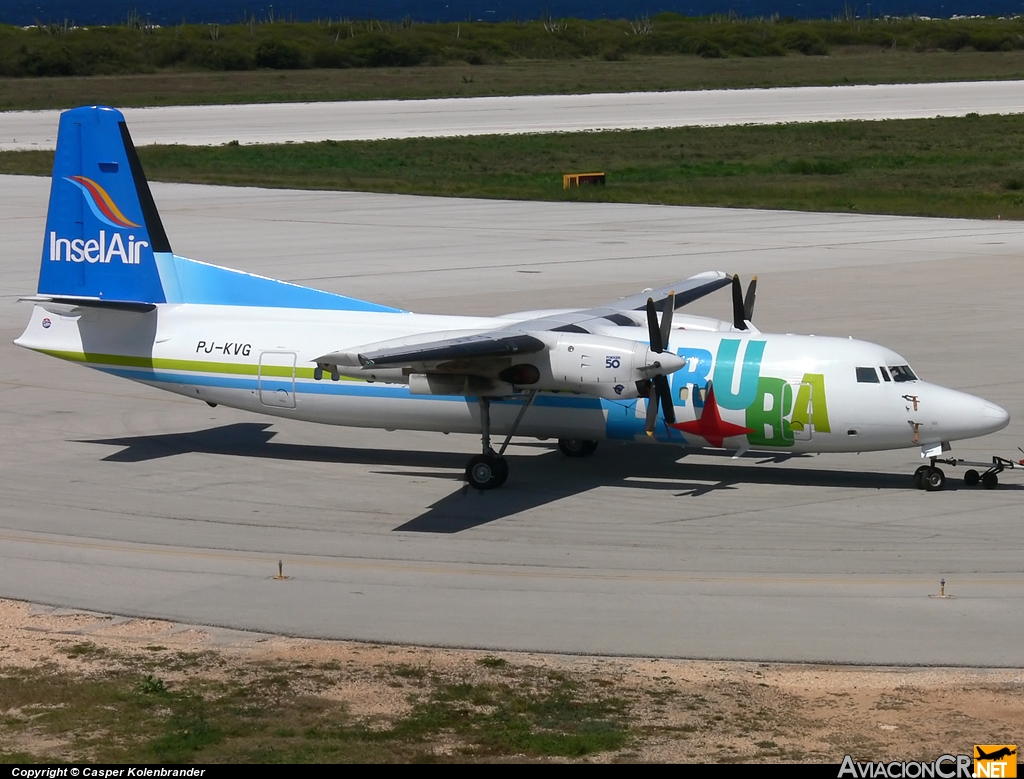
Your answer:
[14,106,1012,492]
[975,747,1016,761]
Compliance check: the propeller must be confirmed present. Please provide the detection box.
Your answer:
[643,292,677,436]
[731,275,757,331]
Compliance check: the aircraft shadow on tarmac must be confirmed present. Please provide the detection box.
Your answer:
[79,422,1021,534]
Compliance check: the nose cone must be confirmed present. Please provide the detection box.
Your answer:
[921,385,1010,441]
[982,401,1011,433]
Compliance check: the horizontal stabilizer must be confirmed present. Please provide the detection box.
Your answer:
[20,294,155,313]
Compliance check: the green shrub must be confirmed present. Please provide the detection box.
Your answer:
[781,29,828,55]
[3,16,1024,77]
[255,39,308,69]
[344,33,427,67]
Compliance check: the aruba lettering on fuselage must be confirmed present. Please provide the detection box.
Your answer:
[672,339,831,447]
[48,230,148,265]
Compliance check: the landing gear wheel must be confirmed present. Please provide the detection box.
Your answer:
[558,439,599,458]
[982,471,999,490]
[913,465,930,490]
[924,467,946,492]
[465,454,508,490]
[964,469,980,487]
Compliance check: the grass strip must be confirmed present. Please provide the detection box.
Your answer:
[5,50,1024,111]
[0,649,632,762]
[5,113,1024,220]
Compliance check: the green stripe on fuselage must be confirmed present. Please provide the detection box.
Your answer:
[34,348,362,381]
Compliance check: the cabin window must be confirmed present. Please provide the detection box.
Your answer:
[856,367,880,383]
[879,367,891,382]
[889,365,917,382]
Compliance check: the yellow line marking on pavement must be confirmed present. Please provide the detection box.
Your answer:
[2,531,1023,588]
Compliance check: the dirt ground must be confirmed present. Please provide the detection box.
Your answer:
[0,598,1020,763]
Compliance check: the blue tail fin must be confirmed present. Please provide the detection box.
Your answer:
[38,105,402,313]
[39,106,170,304]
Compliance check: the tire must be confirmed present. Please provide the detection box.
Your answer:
[964,469,980,487]
[558,439,599,458]
[465,454,508,490]
[492,456,509,485]
[982,471,998,490]
[913,465,930,490]
[925,467,946,492]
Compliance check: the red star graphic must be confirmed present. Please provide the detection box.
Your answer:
[669,383,753,447]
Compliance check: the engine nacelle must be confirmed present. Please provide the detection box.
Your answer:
[535,333,685,399]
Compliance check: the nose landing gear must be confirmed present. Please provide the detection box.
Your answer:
[914,453,1020,491]
[913,464,946,491]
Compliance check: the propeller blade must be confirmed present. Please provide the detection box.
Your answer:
[645,382,659,435]
[646,297,662,353]
[654,374,675,425]
[731,275,747,331]
[743,276,757,323]
[659,291,675,353]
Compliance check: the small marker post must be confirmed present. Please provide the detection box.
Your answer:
[273,559,289,580]
[929,577,953,599]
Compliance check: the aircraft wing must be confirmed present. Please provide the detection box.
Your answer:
[315,271,731,374]
[599,271,733,314]
[500,271,732,329]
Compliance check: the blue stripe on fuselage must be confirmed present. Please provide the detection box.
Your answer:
[93,367,693,441]
[96,366,607,409]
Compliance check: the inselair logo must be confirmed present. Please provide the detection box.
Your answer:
[49,176,148,265]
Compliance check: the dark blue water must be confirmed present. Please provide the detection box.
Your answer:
[5,1,1024,26]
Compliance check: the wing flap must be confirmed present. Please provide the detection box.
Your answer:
[317,332,546,373]
[359,332,545,367]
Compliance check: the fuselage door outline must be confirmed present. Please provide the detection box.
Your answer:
[258,350,297,409]
[790,381,813,440]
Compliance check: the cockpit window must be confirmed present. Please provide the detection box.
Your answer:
[889,365,917,383]
[856,367,880,383]
[879,367,891,382]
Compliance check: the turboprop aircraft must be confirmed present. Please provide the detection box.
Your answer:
[14,106,1012,491]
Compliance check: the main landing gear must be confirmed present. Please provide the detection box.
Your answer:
[465,392,538,490]
[558,439,599,458]
[465,452,508,491]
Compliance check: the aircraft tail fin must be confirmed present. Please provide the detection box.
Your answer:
[37,105,403,314]
[38,106,170,304]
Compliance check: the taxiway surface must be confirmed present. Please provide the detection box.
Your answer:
[3,79,1024,151]
[1,174,1022,664]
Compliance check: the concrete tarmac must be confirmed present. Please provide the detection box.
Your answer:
[2,174,1022,664]
[3,79,1024,151]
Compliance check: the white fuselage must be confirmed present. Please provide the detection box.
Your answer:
[15,302,1009,453]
